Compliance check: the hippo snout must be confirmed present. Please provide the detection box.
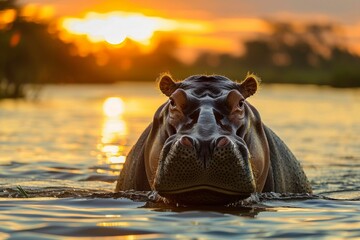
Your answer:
[178,135,233,169]
[153,135,256,204]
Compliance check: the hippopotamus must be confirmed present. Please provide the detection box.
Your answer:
[115,74,312,204]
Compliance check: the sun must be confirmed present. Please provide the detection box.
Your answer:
[60,11,177,46]
[104,31,127,45]
[103,97,125,117]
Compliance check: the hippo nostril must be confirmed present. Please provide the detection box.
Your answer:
[216,136,230,147]
[180,136,194,147]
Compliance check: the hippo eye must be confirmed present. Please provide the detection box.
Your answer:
[169,98,176,107]
[239,100,245,108]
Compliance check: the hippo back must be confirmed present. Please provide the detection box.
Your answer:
[116,124,151,191]
[262,126,312,193]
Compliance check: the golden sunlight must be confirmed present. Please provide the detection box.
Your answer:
[61,11,178,45]
[102,119,127,137]
[0,9,16,29]
[99,106,129,166]
[103,97,125,117]
[100,118,128,164]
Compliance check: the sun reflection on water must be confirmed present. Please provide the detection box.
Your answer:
[103,97,125,117]
[101,118,127,144]
[98,97,129,173]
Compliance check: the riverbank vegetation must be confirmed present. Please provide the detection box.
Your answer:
[1,1,360,99]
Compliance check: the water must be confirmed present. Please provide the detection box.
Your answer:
[0,83,359,239]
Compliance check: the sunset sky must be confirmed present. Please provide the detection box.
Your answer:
[16,0,360,62]
[19,0,360,22]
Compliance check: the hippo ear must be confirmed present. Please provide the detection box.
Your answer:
[158,73,179,97]
[237,74,260,98]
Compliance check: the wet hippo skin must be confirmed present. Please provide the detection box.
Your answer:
[115,74,312,204]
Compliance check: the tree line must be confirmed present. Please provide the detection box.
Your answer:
[1,0,360,98]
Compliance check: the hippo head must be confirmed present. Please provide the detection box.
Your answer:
[145,74,270,205]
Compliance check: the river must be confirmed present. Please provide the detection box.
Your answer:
[0,83,359,239]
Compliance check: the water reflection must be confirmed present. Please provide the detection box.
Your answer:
[98,97,129,174]
[1,84,359,239]
[103,97,125,117]
[101,117,127,145]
